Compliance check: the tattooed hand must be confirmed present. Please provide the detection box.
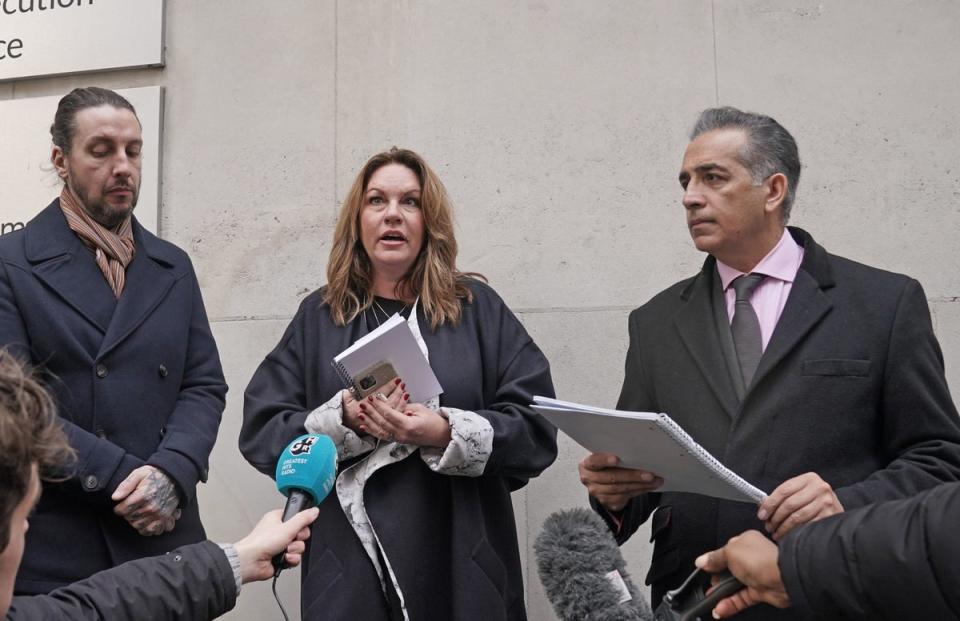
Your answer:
[112,465,182,536]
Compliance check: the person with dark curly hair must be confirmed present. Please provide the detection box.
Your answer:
[0,349,317,620]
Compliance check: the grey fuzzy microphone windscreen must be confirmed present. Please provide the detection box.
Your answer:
[535,507,653,621]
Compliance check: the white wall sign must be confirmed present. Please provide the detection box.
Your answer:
[0,86,163,235]
[0,0,164,81]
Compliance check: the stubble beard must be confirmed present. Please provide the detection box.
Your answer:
[68,177,139,230]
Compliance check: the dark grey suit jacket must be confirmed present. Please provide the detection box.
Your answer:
[601,227,960,618]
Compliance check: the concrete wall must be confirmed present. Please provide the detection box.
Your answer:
[4,1,960,618]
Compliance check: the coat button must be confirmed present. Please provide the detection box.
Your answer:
[83,475,99,490]
[173,553,182,562]
[95,364,108,378]
[95,428,107,439]
[158,364,168,378]
[159,426,166,438]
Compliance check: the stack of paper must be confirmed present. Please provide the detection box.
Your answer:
[532,396,765,503]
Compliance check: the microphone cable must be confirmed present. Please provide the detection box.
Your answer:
[270,432,338,620]
[272,574,290,621]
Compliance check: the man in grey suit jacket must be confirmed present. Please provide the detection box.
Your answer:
[579,107,960,618]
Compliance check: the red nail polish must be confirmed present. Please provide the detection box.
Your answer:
[404,393,410,401]
[359,425,367,432]
[358,413,365,420]
[359,402,366,411]
[394,378,401,385]
[405,411,413,417]
[401,383,406,390]
[367,395,373,402]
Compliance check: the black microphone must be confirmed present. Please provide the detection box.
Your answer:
[654,567,744,621]
[272,434,337,574]
[535,507,653,621]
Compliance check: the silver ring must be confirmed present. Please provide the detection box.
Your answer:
[375,392,388,402]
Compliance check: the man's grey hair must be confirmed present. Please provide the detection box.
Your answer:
[691,106,801,222]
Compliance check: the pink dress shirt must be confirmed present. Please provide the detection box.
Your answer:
[716,229,805,352]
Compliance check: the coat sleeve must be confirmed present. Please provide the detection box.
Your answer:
[240,299,313,476]
[592,308,661,543]
[0,259,145,506]
[461,287,558,489]
[835,279,960,508]
[6,541,237,620]
[780,482,960,620]
[64,423,146,507]
[147,269,227,505]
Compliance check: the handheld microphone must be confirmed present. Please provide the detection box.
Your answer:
[654,568,743,621]
[534,507,653,621]
[272,434,337,573]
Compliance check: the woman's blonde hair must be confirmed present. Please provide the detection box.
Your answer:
[324,148,482,329]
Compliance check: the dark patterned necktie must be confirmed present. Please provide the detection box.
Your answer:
[731,273,765,387]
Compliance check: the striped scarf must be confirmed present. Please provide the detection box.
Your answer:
[58,187,136,299]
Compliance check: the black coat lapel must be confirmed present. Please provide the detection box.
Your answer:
[26,201,116,333]
[673,264,739,419]
[97,222,176,360]
[749,227,835,392]
[750,270,831,387]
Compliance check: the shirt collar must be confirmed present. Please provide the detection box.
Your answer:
[717,228,804,290]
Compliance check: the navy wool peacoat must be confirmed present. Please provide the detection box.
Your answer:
[0,200,227,594]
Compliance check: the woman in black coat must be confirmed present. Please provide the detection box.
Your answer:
[239,148,557,621]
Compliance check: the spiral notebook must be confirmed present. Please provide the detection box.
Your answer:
[532,396,766,503]
[332,313,442,404]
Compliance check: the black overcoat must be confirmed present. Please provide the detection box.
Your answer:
[780,481,960,619]
[602,227,960,619]
[0,201,227,593]
[7,541,237,620]
[241,280,557,620]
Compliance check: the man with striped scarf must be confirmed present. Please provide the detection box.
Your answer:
[0,87,227,594]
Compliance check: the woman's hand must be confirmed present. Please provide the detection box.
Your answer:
[341,378,403,436]
[360,394,452,448]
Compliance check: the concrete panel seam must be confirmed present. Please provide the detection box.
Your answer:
[524,486,531,610]
[334,0,339,211]
[515,305,636,315]
[210,315,294,324]
[211,304,639,324]
[711,0,720,104]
